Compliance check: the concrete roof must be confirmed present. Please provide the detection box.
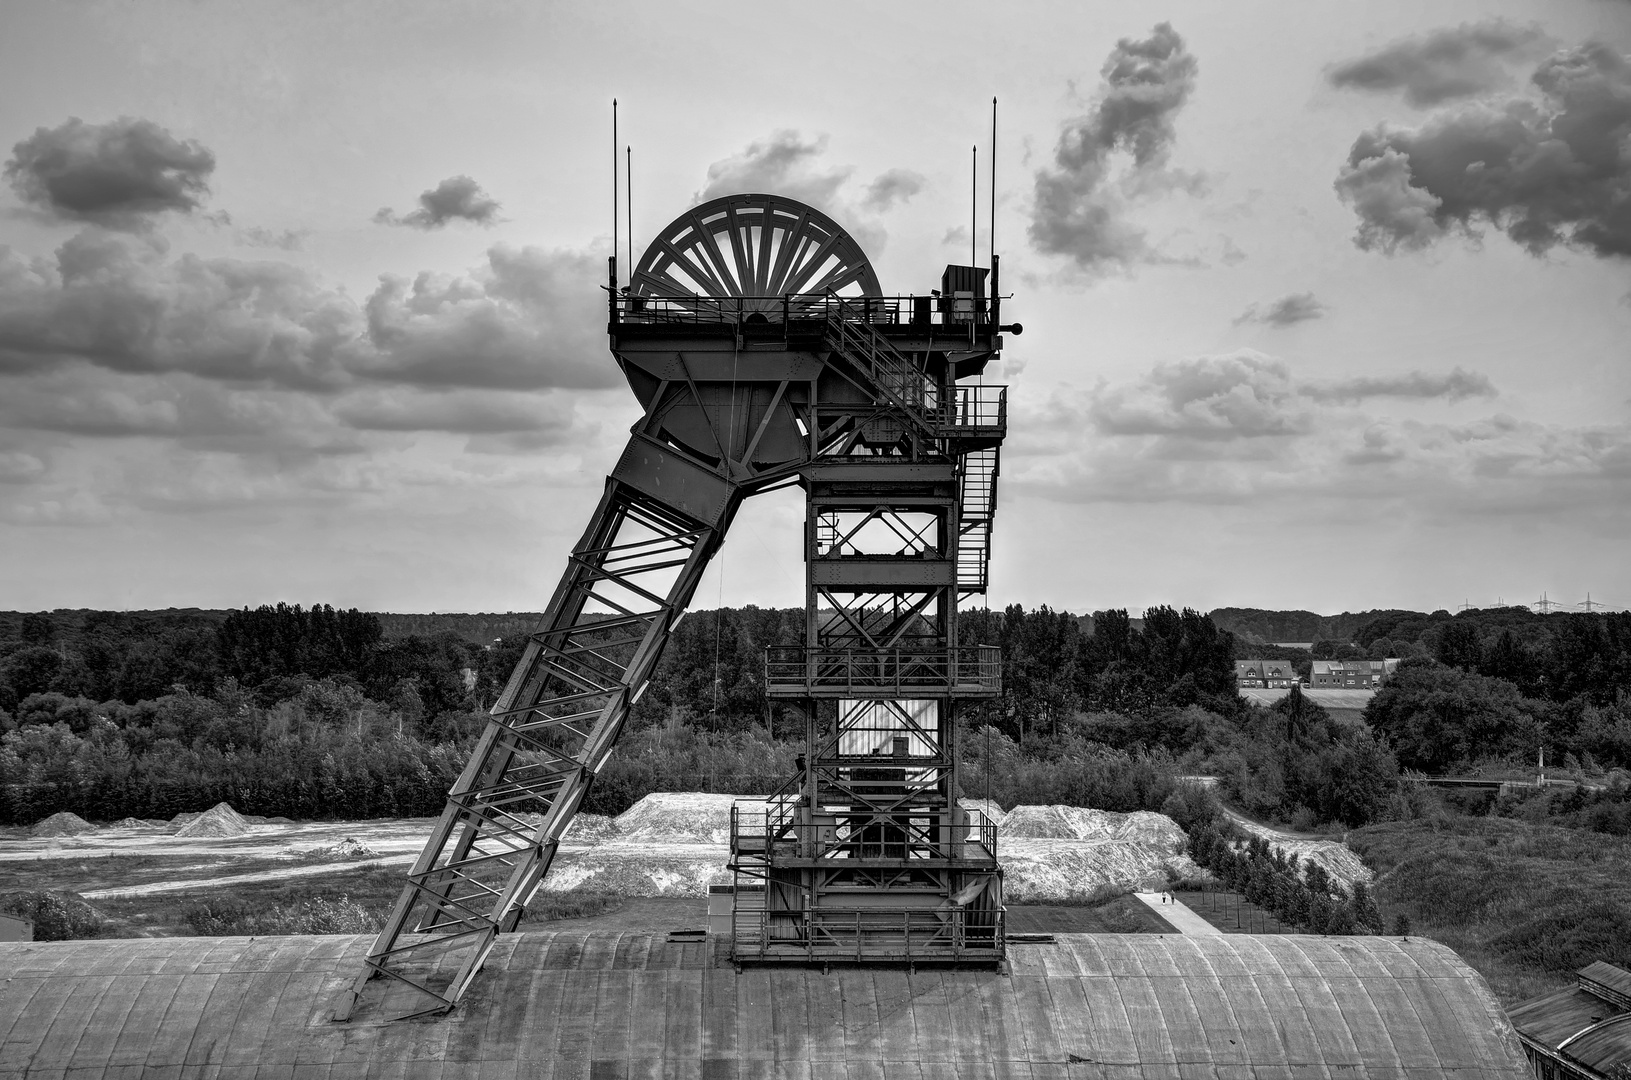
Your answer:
[0,931,1528,1078]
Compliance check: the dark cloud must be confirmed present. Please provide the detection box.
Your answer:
[333,389,575,436]
[4,117,215,228]
[356,245,617,391]
[1327,20,1551,107]
[695,131,852,209]
[1307,367,1496,404]
[1234,292,1327,327]
[236,226,306,251]
[374,175,501,229]
[0,232,618,393]
[1335,41,1631,258]
[1090,352,1308,440]
[1029,23,1199,271]
[862,169,926,212]
[0,232,360,389]
[1009,354,1618,511]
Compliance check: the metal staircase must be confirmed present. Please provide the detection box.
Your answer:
[957,447,999,596]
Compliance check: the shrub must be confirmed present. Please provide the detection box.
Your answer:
[1487,897,1631,974]
[182,894,383,936]
[0,890,105,940]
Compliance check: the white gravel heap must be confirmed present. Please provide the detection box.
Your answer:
[998,805,1201,902]
[174,803,250,838]
[611,792,748,845]
[30,812,96,838]
[561,814,619,843]
[538,793,1211,902]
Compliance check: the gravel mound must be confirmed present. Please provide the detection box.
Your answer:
[30,812,96,838]
[562,814,620,843]
[540,849,732,896]
[1002,806,1187,848]
[613,793,750,845]
[107,817,165,830]
[293,837,382,861]
[1002,838,1201,901]
[174,803,250,838]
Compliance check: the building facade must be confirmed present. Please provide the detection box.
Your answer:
[1235,659,1300,688]
[1308,658,1399,688]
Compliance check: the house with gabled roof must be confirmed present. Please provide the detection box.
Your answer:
[1309,658,1399,688]
[1235,659,1300,688]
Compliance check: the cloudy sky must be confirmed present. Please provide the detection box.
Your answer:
[2,0,1630,617]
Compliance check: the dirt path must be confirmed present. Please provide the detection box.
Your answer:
[80,854,419,899]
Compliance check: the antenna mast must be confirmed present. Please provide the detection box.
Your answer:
[612,99,619,290]
[971,144,977,268]
[990,97,997,269]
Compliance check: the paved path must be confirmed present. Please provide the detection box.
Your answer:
[1134,891,1222,935]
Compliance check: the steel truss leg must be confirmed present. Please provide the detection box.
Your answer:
[337,468,740,1019]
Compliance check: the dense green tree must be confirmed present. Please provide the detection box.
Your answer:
[1365,659,1548,772]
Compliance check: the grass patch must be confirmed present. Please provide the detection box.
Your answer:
[521,891,625,923]
[1348,815,1631,1006]
[85,864,625,938]
[1007,892,1170,934]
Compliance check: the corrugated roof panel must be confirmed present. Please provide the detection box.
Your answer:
[0,932,1531,1077]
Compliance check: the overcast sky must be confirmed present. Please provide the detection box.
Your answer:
[2,0,1630,617]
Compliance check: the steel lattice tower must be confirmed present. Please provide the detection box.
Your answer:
[340,193,1014,1019]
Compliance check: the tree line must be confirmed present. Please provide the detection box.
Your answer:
[4,600,1628,832]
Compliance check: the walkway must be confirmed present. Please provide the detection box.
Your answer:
[80,854,416,899]
[1133,890,1222,935]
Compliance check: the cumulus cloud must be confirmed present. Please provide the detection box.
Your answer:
[862,169,926,212]
[236,226,306,251]
[687,132,901,258]
[332,388,576,437]
[0,232,360,389]
[1089,352,1309,440]
[1029,23,1200,272]
[1327,20,1551,107]
[4,116,215,228]
[0,231,616,393]
[0,450,45,484]
[374,175,501,229]
[1234,292,1327,327]
[696,132,852,208]
[356,245,615,391]
[1004,353,1583,513]
[1335,41,1631,258]
[1307,367,1496,404]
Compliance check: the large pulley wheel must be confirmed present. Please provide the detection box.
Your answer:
[631,193,882,312]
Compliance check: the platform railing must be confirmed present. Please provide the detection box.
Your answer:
[934,385,1006,434]
[730,802,999,864]
[612,292,994,328]
[764,645,1001,696]
[736,904,1007,962]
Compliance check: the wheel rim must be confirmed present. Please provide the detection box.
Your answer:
[632,193,881,309]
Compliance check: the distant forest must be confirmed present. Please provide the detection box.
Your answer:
[1,602,1628,835]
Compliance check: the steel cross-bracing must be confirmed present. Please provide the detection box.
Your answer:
[341,192,1013,1019]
